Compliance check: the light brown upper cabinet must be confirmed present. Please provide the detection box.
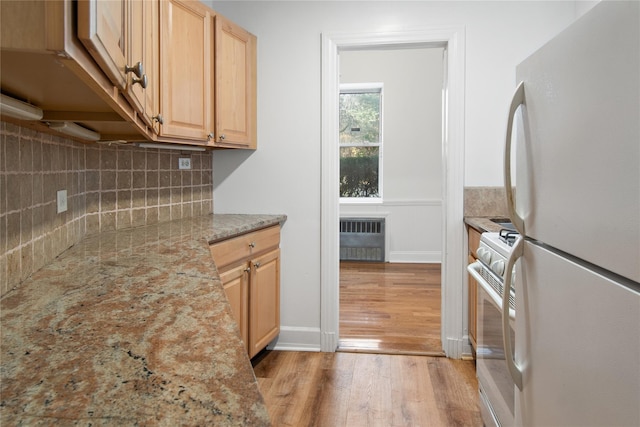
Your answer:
[0,0,154,142]
[1,0,256,149]
[129,0,160,130]
[77,1,128,90]
[77,0,159,130]
[158,0,213,142]
[158,1,257,148]
[213,15,257,149]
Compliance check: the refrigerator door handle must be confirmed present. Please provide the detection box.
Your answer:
[503,236,523,391]
[504,81,526,235]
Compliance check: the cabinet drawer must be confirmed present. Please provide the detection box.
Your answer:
[210,225,280,269]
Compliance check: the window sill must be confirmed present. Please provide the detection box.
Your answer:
[339,198,383,205]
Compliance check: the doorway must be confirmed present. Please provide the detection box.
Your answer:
[321,28,468,358]
[337,46,444,355]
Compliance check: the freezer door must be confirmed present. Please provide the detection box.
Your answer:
[514,241,640,427]
[513,1,639,282]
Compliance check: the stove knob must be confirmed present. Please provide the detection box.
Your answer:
[477,247,492,264]
[491,259,505,276]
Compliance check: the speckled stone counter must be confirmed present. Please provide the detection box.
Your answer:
[1,214,285,426]
[464,216,509,233]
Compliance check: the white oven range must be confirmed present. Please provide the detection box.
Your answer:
[468,230,519,427]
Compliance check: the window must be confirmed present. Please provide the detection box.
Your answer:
[339,83,383,200]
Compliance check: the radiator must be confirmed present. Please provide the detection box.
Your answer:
[339,218,386,262]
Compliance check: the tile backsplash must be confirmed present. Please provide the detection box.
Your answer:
[464,186,509,218]
[0,121,213,296]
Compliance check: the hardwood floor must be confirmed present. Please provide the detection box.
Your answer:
[252,262,481,426]
[252,350,482,427]
[339,262,443,355]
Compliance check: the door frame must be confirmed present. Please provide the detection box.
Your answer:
[320,27,467,358]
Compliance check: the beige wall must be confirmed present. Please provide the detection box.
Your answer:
[0,121,214,296]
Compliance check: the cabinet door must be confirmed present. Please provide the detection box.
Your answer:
[77,0,127,90]
[214,15,257,148]
[219,263,249,351]
[144,0,160,132]
[159,0,213,141]
[468,227,481,258]
[128,0,158,128]
[468,254,477,350]
[468,227,481,351]
[249,248,280,358]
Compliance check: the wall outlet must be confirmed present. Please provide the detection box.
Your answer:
[178,158,191,170]
[57,190,67,213]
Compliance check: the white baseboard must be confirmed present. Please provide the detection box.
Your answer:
[269,326,322,352]
[460,334,474,360]
[388,251,442,263]
[444,336,466,359]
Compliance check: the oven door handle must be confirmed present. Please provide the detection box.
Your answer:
[502,237,524,391]
[467,261,515,320]
[504,81,526,236]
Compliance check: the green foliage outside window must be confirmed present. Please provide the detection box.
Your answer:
[339,89,381,198]
[339,92,380,144]
[340,147,379,197]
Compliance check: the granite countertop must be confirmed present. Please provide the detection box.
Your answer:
[1,214,286,426]
[464,216,510,233]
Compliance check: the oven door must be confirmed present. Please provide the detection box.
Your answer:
[470,261,515,427]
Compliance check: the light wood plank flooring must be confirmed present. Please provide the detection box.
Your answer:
[252,350,482,427]
[339,262,443,355]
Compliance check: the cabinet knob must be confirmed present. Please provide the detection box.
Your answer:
[219,134,226,140]
[131,73,148,89]
[125,61,144,78]
[254,262,261,269]
[207,133,214,140]
[249,242,256,248]
[244,267,251,273]
[152,114,163,125]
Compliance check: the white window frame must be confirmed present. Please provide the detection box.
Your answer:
[339,82,384,204]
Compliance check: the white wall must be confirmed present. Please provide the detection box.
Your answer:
[339,48,444,263]
[209,1,578,350]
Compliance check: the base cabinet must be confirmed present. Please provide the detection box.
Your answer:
[219,263,249,350]
[468,254,478,350]
[248,248,280,357]
[467,226,481,351]
[211,226,280,358]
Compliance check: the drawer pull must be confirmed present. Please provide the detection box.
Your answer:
[125,61,144,78]
[131,73,148,88]
[249,242,256,248]
[125,62,147,88]
[152,114,164,125]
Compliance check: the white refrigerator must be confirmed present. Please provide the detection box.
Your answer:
[503,1,640,426]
